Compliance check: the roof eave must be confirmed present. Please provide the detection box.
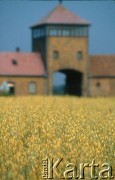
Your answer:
[30,22,91,29]
[88,75,115,78]
[0,74,46,78]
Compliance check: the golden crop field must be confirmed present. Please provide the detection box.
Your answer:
[0,96,115,180]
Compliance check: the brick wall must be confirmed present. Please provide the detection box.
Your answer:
[0,76,45,96]
[47,36,89,95]
[89,78,115,96]
[109,79,115,96]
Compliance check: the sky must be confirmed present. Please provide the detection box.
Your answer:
[0,0,115,55]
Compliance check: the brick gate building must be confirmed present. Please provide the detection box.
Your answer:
[0,4,115,96]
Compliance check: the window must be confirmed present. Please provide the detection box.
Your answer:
[49,26,72,37]
[48,26,89,37]
[57,29,62,36]
[37,29,41,37]
[62,29,70,36]
[71,29,75,36]
[83,27,88,36]
[29,82,37,94]
[33,28,45,38]
[79,27,83,36]
[53,51,59,60]
[33,29,38,38]
[76,26,88,37]
[49,29,58,36]
[77,51,83,60]
[96,82,101,87]
[76,29,79,36]
[40,28,45,37]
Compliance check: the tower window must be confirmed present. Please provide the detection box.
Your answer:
[62,29,70,36]
[57,29,62,36]
[29,82,37,94]
[77,51,83,60]
[83,27,88,36]
[53,51,59,60]
[76,26,88,37]
[33,29,38,38]
[47,26,88,37]
[40,29,45,37]
[49,29,58,36]
[33,28,46,38]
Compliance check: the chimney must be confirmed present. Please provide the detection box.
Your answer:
[16,47,20,52]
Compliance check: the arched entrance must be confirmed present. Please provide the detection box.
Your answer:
[53,69,83,96]
[53,72,66,95]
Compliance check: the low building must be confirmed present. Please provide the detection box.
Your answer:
[89,55,115,96]
[0,52,45,95]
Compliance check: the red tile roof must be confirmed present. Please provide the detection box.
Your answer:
[1,53,114,78]
[31,4,90,27]
[90,55,115,77]
[0,52,45,76]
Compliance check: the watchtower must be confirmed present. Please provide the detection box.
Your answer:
[31,4,90,96]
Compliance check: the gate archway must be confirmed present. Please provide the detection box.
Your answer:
[53,69,83,96]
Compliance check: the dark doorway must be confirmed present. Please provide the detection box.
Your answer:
[8,82,15,95]
[9,86,15,95]
[53,69,83,96]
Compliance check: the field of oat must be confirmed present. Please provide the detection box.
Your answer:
[0,96,115,179]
